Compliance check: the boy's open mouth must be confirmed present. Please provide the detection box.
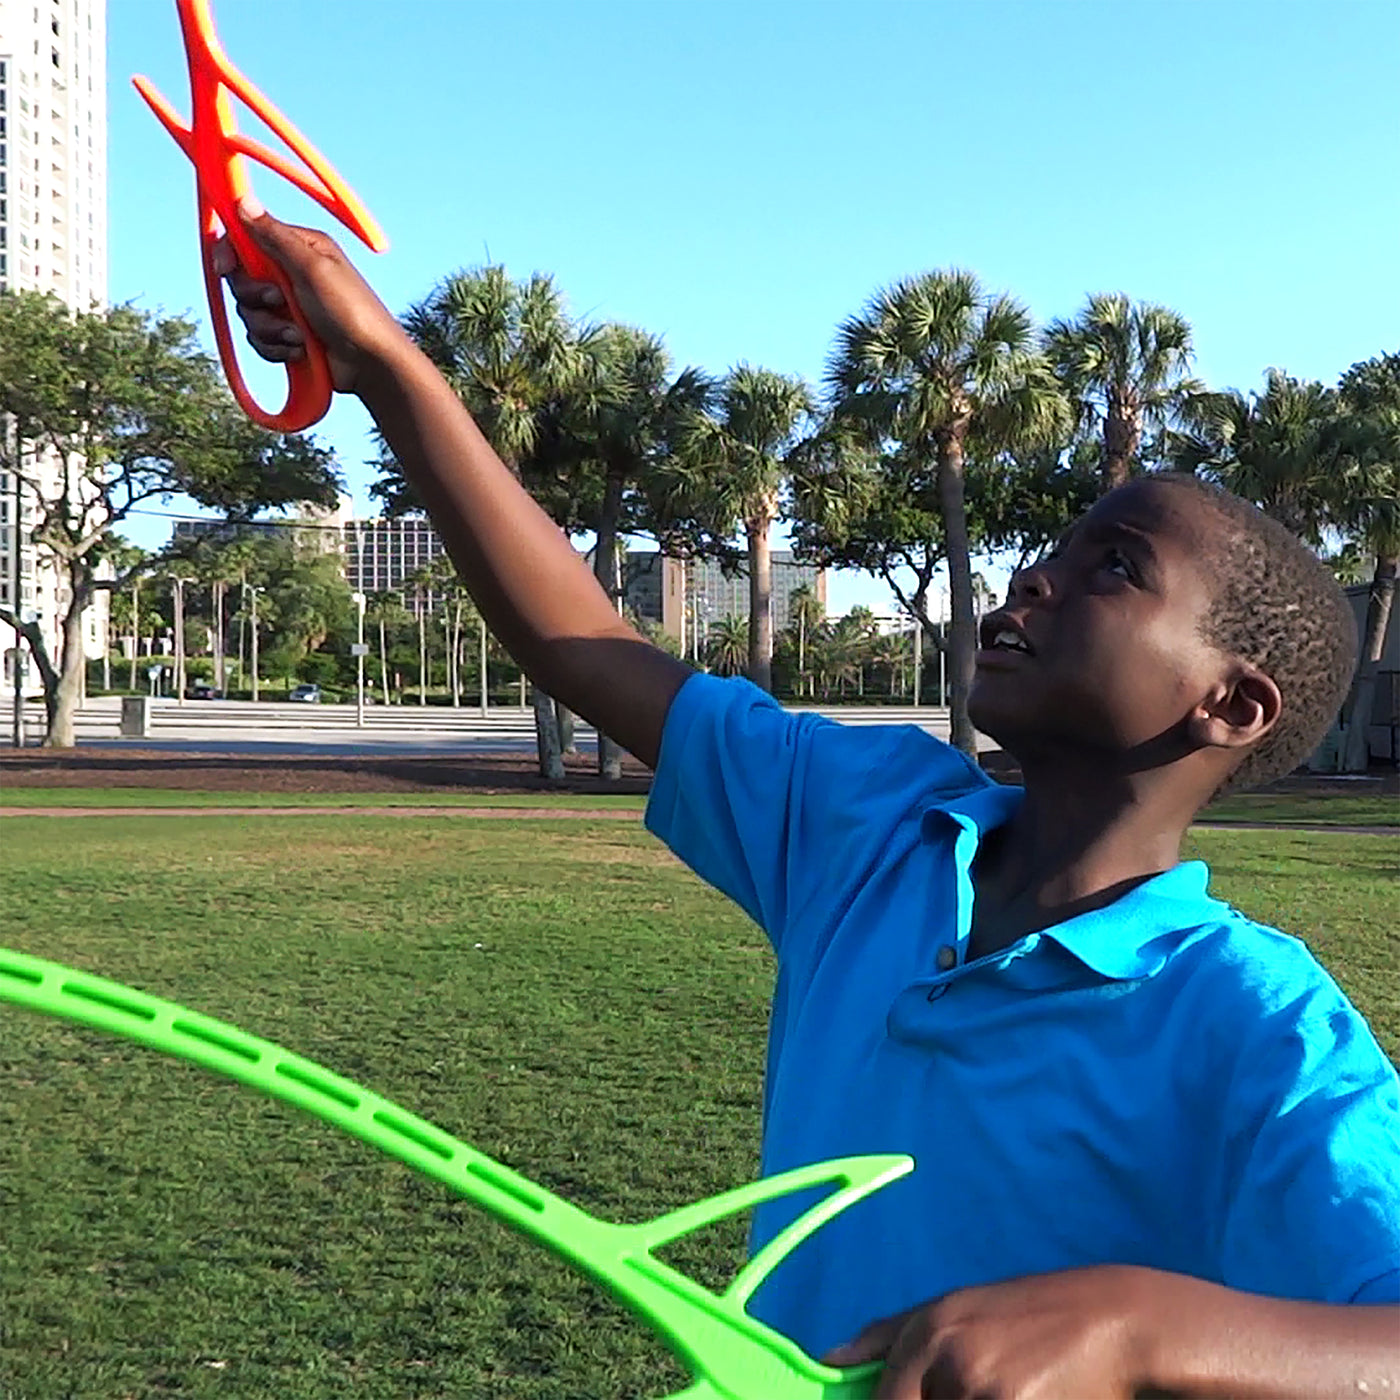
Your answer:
[977,615,1037,659]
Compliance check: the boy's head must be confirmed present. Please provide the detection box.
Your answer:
[969,472,1358,806]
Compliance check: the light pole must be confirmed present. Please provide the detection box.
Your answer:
[351,591,366,727]
[8,612,36,748]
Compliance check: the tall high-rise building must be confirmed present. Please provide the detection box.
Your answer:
[622,549,826,654]
[0,0,109,702]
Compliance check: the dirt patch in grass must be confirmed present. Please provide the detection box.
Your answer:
[0,748,653,794]
[2,744,1393,805]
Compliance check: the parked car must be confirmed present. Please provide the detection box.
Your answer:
[187,682,222,700]
[288,684,322,703]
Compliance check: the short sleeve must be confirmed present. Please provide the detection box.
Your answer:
[1219,1001,1400,1304]
[644,672,984,960]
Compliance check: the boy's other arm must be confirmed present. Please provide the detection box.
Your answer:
[821,1265,1399,1399]
[220,205,692,769]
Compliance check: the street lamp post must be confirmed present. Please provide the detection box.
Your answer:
[351,591,366,728]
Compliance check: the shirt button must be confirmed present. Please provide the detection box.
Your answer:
[936,945,957,972]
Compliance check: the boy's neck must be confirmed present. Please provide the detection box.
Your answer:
[969,760,1204,957]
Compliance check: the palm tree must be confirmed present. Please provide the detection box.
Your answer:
[365,589,405,704]
[829,270,1069,755]
[670,367,814,691]
[550,325,711,776]
[398,265,589,780]
[705,615,750,677]
[1170,370,1343,544]
[787,583,825,698]
[1335,353,1400,773]
[1045,293,1204,493]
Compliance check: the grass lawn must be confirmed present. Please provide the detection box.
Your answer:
[1201,791,1397,827]
[0,788,650,810]
[1,785,1395,827]
[0,817,1395,1398]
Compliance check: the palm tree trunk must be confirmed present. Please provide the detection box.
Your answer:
[936,427,979,757]
[1342,553,1397,772]
[129,582,139,691]
[594,465,627,779]
[417,601,426,705]
[1102,402,1138,494]
[213,581,225,693]
[746,507,775,692]
[379,615,390,704]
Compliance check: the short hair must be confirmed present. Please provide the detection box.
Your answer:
[1151,472,1359,797]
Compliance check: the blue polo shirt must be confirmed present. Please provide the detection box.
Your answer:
[644,673,1400,1360]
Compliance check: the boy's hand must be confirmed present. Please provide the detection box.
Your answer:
[211,196,410,396]
[821,1264,1153,1399]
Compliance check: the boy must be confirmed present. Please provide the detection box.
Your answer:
[216,200,1400,1398]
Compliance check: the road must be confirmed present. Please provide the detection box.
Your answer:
[32,695,995,757]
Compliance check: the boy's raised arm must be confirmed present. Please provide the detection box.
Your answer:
[216,202,693,770]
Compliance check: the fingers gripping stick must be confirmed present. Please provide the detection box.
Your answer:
[0,947,912,1399]
[132,0,388,431]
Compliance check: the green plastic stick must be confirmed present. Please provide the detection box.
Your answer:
[0,947,911,1399]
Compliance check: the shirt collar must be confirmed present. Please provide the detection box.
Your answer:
[921,784,1224,981]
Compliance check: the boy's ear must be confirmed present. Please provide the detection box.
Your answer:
[1187,665,1283,752]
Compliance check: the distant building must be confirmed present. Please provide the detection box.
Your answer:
[622,550,826,649]
[343,515,448,601]
[172,496,351,558]
[171,504,457,609]
[1,0,111,700]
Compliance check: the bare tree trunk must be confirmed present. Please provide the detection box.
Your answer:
[1343,554,1397,773]
[746,502,776,692]
[595,465,626,779]
[42,583,88,748]
[937,426,978,757]
[532,684,565,779]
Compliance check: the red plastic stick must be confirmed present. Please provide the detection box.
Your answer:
[133,0,388,431]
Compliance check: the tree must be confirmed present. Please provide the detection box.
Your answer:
[970,440,1102,571]
[667,366,814,691]
[1335,353,1400,773]
[1169,369,1344,544]
[1045,293,1204,493]
[0,292,340,744]
[376,265,592,779]
[539,324,711,775]
[705,615,749,677]
[825,271,1070,755]
[95,535,147,691]
[786,583,825,697]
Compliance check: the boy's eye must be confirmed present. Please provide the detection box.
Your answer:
[1104,548,1134,578]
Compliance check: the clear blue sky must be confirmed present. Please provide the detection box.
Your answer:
[109,0,1400,616]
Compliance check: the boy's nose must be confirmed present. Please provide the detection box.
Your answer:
[1006,562,1052,604]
